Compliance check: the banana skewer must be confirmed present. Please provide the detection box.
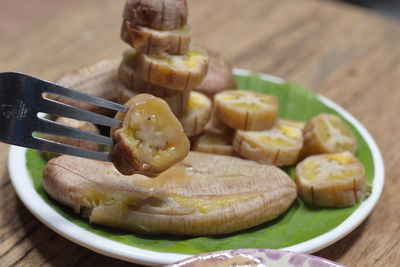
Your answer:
[233,121,304,166]
[122,0,188,31]
[121,22,191,56]
[301,113,358,158]
[111,94,190,176]
[295,151,366,207]
[179,91,212,137]
[214,90,279,131]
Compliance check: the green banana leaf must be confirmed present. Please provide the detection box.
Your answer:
[26,72,374,255]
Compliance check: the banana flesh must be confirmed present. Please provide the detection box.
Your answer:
[214,90,279,131]
[295,151,366,207]
[111,94,190,176]
[301,113,358,158]
[179,91,212,137]
[121,22,191,56]
[50,60,119,116]
[42,152,297,236]
[195,48,236,98]
[134,46,209,90]
[233,121,304,166]
[193,131,235,156]
[122,0,188,31]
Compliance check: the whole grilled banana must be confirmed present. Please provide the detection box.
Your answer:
[295,151,366,207]
[42,152,297,236]
[214,90,279,131]
[111,94,190,176]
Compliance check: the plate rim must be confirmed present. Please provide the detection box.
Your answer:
[8,69,384,266]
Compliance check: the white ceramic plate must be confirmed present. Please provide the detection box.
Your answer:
[8,70,384,266]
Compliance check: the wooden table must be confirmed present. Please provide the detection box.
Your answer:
[0,0,399,266]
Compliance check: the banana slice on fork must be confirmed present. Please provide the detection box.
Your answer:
[295,151,366,207]
[214,90,279,131]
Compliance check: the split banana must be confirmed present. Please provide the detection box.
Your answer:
[50,60,119,116]
[301,113,358,158]
[122,0,188,31]
[193,131,235,156]
[214,90,279,131]
[111,94,190,176]
[134,46,209,91]
[233,121,304,166]
[121,22,191,56]
[179,91,212,137]
[195,48,236,98]
[295,151,366,207]
[42,152,297,236]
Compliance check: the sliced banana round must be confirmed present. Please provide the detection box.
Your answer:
[193,131,234,156]
[122,0,188,31]
[233,121,304,166]
[118,83,189,116]
[214,90,279,131]
[195,48,236,98]
[179,91,212,137]
[50,60,119,116]
[121,22,191,56]
[278,119,306,130]
[134,46,209,91]
[301,113,358,158]
[295,151,366,207]
[111,94,190,176]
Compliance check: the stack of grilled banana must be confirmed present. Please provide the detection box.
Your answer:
[118,0,210,131]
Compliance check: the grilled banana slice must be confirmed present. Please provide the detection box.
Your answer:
[278,119,306,130]
[301,113,357,158]
[179,91,212,137]
[42,152,297,236]
[50,60,119,116]
[122,0,188,31]
[214,90,279,131]
[121,22,191,56]
[134,46,209,91]
[295,151,366,207]
[195,48,236,98]
[233,121,304,166]
[111,94,189,176]
[193,131,234,156]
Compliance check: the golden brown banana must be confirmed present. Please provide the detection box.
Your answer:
[214,90,279,131]
[121,22,191,56]
[111,94,190,176]
[42,152,297,236]
[134,46,209,91]
[195,48,236,98]
[50,60,119,116]
[301,113,358,158]
[179,91,212,137]
[193,131,234,156]
[295,151,366,207]
[122,0,188,31]
[233,121,304,166]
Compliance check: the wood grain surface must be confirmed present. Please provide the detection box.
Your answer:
[0,0,399,266]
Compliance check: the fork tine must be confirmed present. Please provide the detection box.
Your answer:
[31,137,111,161]
[35,118,113,145]
[44,80,128,113]
[40,98,121,127]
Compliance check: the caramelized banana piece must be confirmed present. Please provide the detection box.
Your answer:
[233,121,304,166]
[302,113,357,157]
[214,90,279,131]
[122,0,188,31]
[179,91,212,137]
[121,22,191,56]
[193,131,234,156]
[134,46,209,90]
[50,60,119,116]
[111,94,189,176]
[42,152,297,236]
[195,48,236,98]
[295,151,366,207]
